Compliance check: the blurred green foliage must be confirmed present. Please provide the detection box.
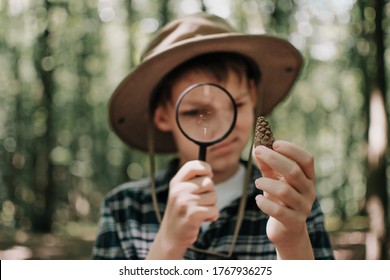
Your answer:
[0,0,389,252]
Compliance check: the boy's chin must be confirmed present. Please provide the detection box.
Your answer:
[209,156,240,172]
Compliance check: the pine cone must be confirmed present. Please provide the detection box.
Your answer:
[254,116,275,149]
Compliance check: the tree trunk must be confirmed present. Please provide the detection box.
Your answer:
[159,0,171,26]
[364,0,388,260]
[31,1,56,232]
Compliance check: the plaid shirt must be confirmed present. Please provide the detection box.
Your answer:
[92,159,334,260]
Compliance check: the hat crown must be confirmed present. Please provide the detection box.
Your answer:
[142,13,237,60]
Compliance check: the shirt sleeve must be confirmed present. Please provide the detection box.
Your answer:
[307,198,335,260]
[92,198,128,259]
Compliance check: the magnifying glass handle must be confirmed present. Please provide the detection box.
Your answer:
[198,145,207,161]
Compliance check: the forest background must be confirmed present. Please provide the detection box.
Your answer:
[0,0,389,260]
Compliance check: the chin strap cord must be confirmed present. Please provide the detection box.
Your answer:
[228,147,252,256]
[148,120,162,223]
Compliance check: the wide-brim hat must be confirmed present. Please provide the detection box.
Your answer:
[108,13,303,153]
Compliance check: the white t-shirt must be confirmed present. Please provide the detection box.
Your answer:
[201,163,245,231]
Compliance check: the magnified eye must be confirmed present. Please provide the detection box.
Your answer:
[180,106,214,119]
[180,109,202,117]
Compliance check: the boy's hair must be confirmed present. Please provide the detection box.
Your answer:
[150,52,261,113]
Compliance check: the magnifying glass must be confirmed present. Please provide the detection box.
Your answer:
[175,82,237,161]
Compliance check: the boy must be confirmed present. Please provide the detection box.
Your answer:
[93,13,334,260]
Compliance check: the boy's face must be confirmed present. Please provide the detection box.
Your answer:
[154,69,257,181]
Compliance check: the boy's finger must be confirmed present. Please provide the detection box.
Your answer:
[172,160,213,183]
[254,145,312,194]
[191,176,215,194]
[203,206,219,222]
[253,147,277,178]
[255,194,305,226]
[272,140,315,181]
[255,177,301,210]
[191,206,219,222]
[198,191,217,206]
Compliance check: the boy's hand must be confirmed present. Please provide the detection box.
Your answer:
[253,140,316,259]
[148,160,218,259]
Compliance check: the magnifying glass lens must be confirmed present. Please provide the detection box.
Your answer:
[176,83,236,144]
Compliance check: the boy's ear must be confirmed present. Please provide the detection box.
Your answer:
[154,105,172,132]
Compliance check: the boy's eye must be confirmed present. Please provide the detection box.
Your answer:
[180,109,202,117]
[236,102,245,108]
[234,95,250,108]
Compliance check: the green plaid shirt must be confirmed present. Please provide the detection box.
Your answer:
[92,160,334,260]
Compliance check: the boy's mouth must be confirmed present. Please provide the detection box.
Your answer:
[210,137,237,152]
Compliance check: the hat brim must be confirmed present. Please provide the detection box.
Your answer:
[109,33,303,153]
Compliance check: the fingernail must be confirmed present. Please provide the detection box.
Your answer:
[254,146,262,156]
[272,140,280,150]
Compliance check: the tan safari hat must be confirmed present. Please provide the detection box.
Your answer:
[108,13,303,153]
